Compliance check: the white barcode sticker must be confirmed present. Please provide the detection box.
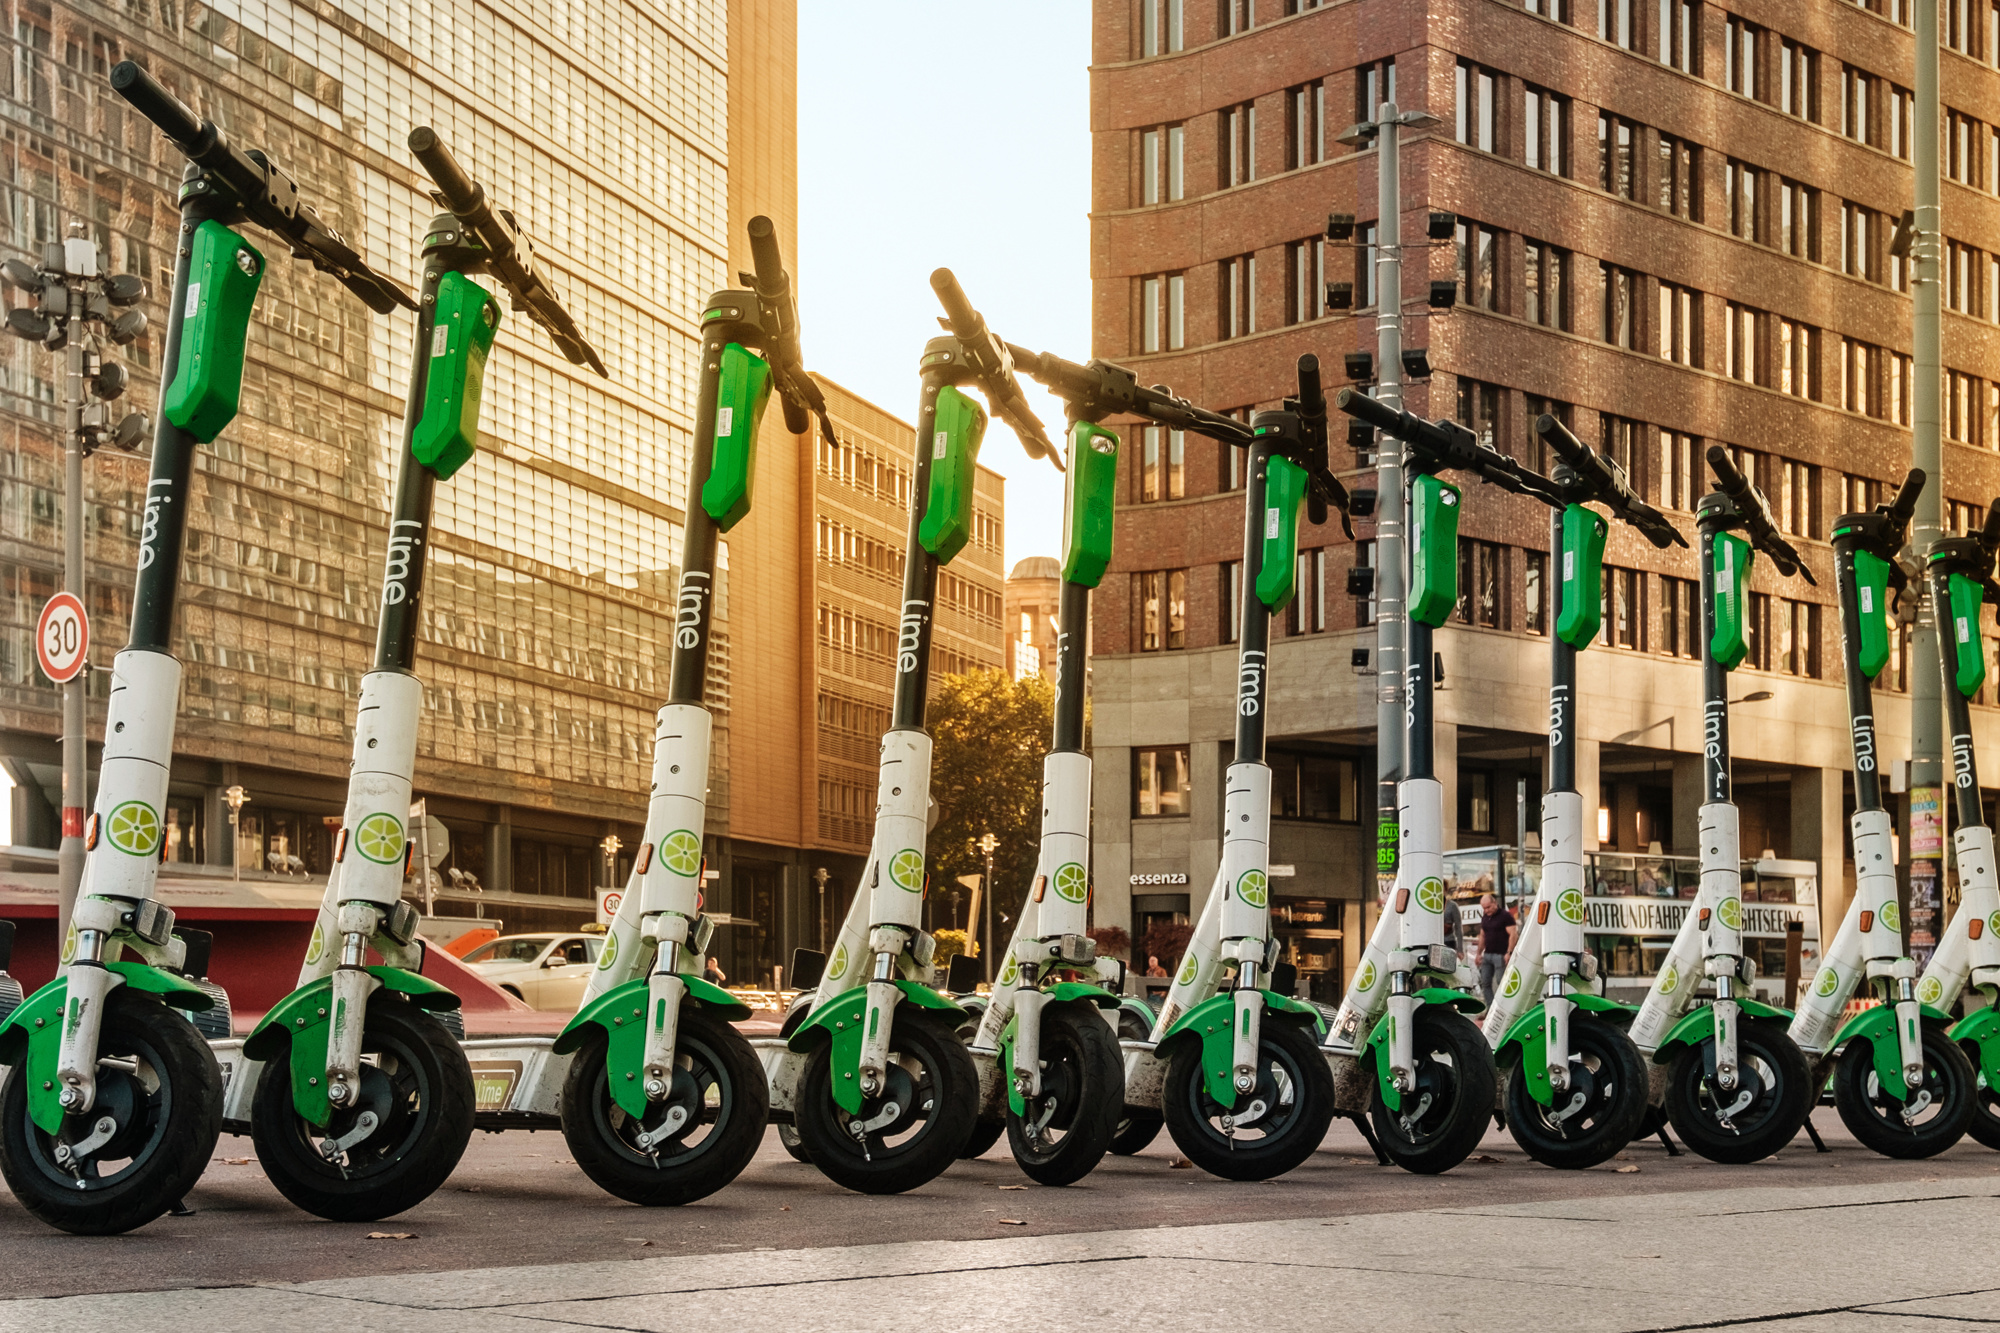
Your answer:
[934,431,949,459]
[1860,586,1875,613]
[1959,618,1971,644]
[717,406,734,437]
[431,324,450,357]
[1266,508,1281,539]
[184,282,201,318]
[1563,550,1575,580]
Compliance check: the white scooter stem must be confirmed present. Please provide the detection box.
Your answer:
[1918,823,2000,1009]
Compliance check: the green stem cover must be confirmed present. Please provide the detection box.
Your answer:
[1555,504,1608,650]
[1949,570,1988,698]
[918,385,987,564]
[1256,454,1308,611]
[162,220,264,443]
[1409,473,1463,628]
[411,270,501,481]
[1851,547,1892,680]
[1061,421,1119,587]
[1709,531,1753,671]
[701,342,774,532]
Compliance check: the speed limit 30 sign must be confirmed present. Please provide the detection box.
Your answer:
[36,592,88,684]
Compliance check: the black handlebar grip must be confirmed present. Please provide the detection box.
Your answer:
[1534,414,1592,469]
[408,127,480,214]
[1705,444,1748,494]
[110,61,202,145]
[1296,353,1324,413]
[1981,501,2000,551]
[748,215,786,294]
[930,268,978,335]
[1887,468,1926,525]
[1333,387,1400,433]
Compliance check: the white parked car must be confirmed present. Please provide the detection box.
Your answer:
[462,933,603,1011]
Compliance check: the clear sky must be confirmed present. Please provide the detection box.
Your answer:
[796,0,1089,573]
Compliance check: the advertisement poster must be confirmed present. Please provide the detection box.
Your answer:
[1908,785,1943,967]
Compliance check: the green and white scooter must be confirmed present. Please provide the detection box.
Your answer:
[1477,414,1687,1168]
[1325,390,1565,1173]
[242,127,606,1221]
[1122,354,1349,1181]
[0,62,413,1234]
[957,346,1267,1183]
[1625,447,1817,1163]
[1787,472,1978,1158]
[558,216,830,1203]
[771,270,1059,1194]
[1913,504,2000,1151]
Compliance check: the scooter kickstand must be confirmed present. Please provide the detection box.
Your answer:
[1801,1113,1830,1154]
[1656,1123,1681,1157]
[1350,1113,1391,1166]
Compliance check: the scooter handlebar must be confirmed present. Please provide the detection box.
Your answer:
[407,127,481,215]
[1706,445,1813,582]
[1535,414,1688,549]
[930,268,978,340]
[1886,468,1925,529]
[1981,500,2000,554]
[109,61,201,145]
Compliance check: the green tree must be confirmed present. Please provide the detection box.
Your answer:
[928,668,1063,934]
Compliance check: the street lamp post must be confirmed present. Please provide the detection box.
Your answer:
[223,784,249,880]
[977,831,999,983]
[599,833,622,888]
[813,865,830,952]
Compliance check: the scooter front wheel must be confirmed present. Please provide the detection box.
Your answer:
[1162,1017,1334,1180]
[0,987,222,1234]
[1833,1025,1976,1159]
[251,997,475,1221]
[1006,1003,1123,1185]
[1503,1013,1649,1170]
[561,1007,768,1205]
[1663,1017,1813,1164]
[1963,1047,2000,1151]
[795,1009,978,1194]
[1369,1007,1498,1175]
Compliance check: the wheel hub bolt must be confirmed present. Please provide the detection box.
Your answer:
[643,1078,668,1099]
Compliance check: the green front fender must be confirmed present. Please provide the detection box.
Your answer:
[243,966,458,1128]
[1830,1001,1954,1102]
[999,983,1122,1117]
[1651,996,1795,1065]
[1950,1005,2000,1087]
[554,973,754,1120]
[1362,987,1487,1112]
[789,981,967,1115]
[1158,989,1325,1112]
[1494,994,1638,1107]
[0,962,213,1134]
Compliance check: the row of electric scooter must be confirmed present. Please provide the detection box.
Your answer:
[5,63,2000,1240]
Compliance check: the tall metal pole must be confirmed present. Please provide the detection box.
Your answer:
[1372,103,1407,904]
[1909,0,1944,955]
[54,227,91,943]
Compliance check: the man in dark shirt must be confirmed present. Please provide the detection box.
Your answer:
[1474,891,1518,1005]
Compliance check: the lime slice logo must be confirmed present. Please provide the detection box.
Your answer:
[827,943,849,981]
[1715,897,1742,931]
[1919,975,1945,1006]
[597,932,619,971]
[1237,868,1268,908]
[1814,967,1840,998]
[1501,968,1522,999]
[659,829,702,876]
[1053,862,1088,903]
[1879,900,1901,933]
[998,955,1019,987]
[354,811,406,864]
[1990,911,2000,938]
[1415,877,1446,914]
[304,923,326,966]
[1556,887,1585,924]
[1176,953,1198,987]
[105,800,161,857]
[1659,964,1680,996]
[889,849,925,893]
[1356,960,1377,991]
[60,925,76,965]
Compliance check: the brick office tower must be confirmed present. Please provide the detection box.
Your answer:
[1089,0,2000,1002]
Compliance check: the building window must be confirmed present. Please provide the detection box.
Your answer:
[1779,40,1818,119]
[1219,254,1256,338]
[1352,539,1375,627]
[1287,548,1326,634]
[1947,110,1981,186]
[1456,60,1497,152]
[1889,84,1914,159]
[1659,134,1699,218]
[1599,112,1638,197]
[1777,179,1818,260]
[1525,549,1548,635]
[1220,560,1242,642]
[1659,0,1699,72]
[1778,459,1820,538]
[1659,430,1698,510]
[1948,498,1988,534]
[1890,351,1912,423]
[1660,576,1699,658]
[1140,272,1186,352]
[1528,0,1572,19]
[1140,0,1185,55]
[1287,237,1324,324]
[1222,0,1254,35]
[1841,67,1874,146]
[1778,319,1820,399]
[1602,263,1639,347]
[1133,746,1192,818]
[1602,566,1644,649]
[1601,414,1643,490]
[1657,280,1698,365]
[1599,0,1634,47]
[1725,159,1761,243]
[1778,599,1821,678]
[1134,569,1187,650]
[1841,337,1882,416]
[1726,16,1760,99]
[1456,220,1500,311]
[1141,124,1185,203]
[1524,86,1570,176]
[1840,201,1879,282]
[1354,222,1379,307]
[1724,302,1762,383]
[1840,473,1884,516]
[1269,748,1362,822]
[1526,395,1573,473]
[1525,240,1570,329]
[1744,592,1771,669]
[1220,102,1256,186]
[1457,378,1501,451]
[1357,58,1397,121]
[1287,82,1325,169]
[1139,426,1186,501]
[1457,539,1504,628]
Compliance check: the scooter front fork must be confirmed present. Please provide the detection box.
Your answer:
[1889,965,1926,1092]
[1543,982,1574,1092]
[53,917,120,1115]
[1012,972,1046,1100]
[1385,961,1418,1095]
[1229,942,1267,1096]
[642,956,688,1102]
[326,914,384,1110]
[858,939,906,1097]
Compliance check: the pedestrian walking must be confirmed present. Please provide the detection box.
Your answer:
[1474,891,1517,1005]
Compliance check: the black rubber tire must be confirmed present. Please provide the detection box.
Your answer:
[0,987,222,1234]
[1109,1110,1164,1156]
[1006,1004,1124,1185]
[960,1117,1004,1159]
[1832,1025,1976,1160]
[777,996,816,1163]
[1162,1016,1334,1181]
[1369,1007,1499,1175]
[1502,1013,1650,1170]
[795,1009,978,1194]
[251,998,475,1221]
[1664,1017,1814,1164]
[1961,1041,2000,1151]
[560,1007,768,1205]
